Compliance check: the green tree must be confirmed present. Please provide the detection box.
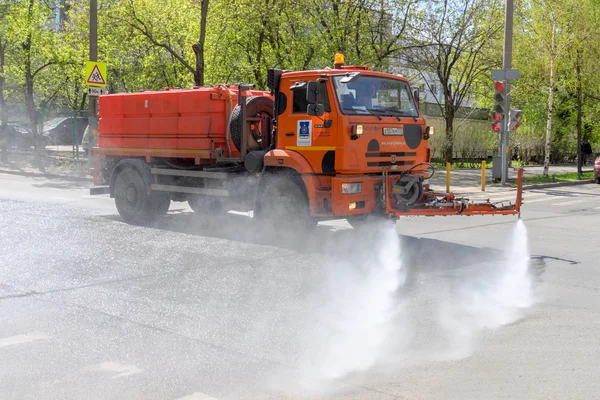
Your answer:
[403,0,504,163]
[9,0,61,170]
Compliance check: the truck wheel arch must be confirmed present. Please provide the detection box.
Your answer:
[263,149,314,174]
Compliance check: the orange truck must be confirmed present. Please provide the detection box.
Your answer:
[89,54,523,227]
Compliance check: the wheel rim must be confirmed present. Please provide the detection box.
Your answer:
[126,185,138,205]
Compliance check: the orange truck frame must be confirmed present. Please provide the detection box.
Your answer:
[89,54,523,228]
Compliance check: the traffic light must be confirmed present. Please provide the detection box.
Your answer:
[509,109,522,131]
[490,111,502,132]
[494,81,507,117]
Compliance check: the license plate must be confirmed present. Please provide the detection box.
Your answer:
[383,127,404,136]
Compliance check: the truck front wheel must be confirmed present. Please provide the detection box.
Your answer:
[346,214,397,231]
[256,176,314,231]
[113,167,170,225]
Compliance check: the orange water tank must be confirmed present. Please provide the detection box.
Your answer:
[97,85,270,158]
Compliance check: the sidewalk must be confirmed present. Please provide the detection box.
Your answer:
[0,148,90,182]
[427,164,593,197]
[0,147,595,193]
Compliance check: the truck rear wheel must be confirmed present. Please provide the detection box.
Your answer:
[255,176,314,231]
[114,167,170,225]
[188,196,222,214]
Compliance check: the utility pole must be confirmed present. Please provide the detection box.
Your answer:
[501,0,514,185]
[88,0,98,161]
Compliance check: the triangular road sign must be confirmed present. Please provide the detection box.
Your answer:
[87,64,106,85]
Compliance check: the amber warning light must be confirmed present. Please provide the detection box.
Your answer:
[334,53,345,69]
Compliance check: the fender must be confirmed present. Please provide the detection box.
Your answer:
[263,149,315,174]
[109,158,153,198]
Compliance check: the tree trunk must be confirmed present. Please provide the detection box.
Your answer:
[0,40,7,163]
[24,0,44,171]
[576,49,583,175]
[543,21,556,178]
[443,87,454,164]
[192,0,209,86]
[444,113,454,164]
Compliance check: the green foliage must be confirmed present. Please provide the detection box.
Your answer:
[0,0,599,168]
[520,171,594,184]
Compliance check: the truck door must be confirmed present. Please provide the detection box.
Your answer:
[278,78,338,174]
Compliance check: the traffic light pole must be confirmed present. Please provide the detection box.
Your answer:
[501,0,514,185]
[501,83,510,184]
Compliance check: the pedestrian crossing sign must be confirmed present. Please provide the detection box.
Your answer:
[85,61,107,87]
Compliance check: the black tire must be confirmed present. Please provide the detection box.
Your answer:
[113,167,170,225]
[230,96,274,152]
[255,175,315,231]
[188,196,222,214]
[347,214,397,231]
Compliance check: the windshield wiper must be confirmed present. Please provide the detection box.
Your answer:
[367,108,401,121]
[372,108,419,121]
[352,107,382,120]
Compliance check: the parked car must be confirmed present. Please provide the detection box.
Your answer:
[594,155,600,184]
[0,122,52,148]
[42,117,88,145]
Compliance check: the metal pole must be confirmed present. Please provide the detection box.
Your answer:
[501,0,514,185]
[481,160,486,191]
[88,0,98,163]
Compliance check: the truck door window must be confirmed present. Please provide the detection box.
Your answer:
[292,81,331,113]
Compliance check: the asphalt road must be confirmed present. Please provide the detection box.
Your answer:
[1,172,599,400]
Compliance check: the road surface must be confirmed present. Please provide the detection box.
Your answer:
[1,172,599,400]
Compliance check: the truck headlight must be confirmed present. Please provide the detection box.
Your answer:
[341,182,362,194]
[351,125,363,139]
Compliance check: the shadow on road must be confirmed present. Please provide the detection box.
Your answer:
[101,209,548,288]
[32,180,90,190]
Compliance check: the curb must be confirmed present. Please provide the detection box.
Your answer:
[523,179,596,190]
[0,168,92,183]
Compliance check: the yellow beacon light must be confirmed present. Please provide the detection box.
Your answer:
[334,53,345,69]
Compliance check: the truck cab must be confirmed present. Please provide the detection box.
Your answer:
[262,57,433,222]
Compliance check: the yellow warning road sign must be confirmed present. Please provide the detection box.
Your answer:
[85,61,107,87]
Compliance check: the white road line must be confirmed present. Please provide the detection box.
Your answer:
[551,199,588,206]
[522,196,563,204]
[0,333,49,348]
[521,192,548,199]
[176,393,219,400]
[94,361,142,379]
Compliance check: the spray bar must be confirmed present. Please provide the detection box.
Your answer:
[385,168,524,217]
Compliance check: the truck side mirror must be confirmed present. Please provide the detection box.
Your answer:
[306,81,319,104]
[307,104,325,117]
[413,89,420,110]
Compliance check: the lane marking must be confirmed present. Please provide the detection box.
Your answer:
[522,196,564,204]
[176,393,219,400]
[95,361,142,379]
[0,333,49,348]
[551,199,588,207]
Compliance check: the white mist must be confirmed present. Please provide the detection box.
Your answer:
[439,219,535,355]
[293,222,407,394]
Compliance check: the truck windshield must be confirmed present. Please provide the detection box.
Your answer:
[332,75,418,118]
